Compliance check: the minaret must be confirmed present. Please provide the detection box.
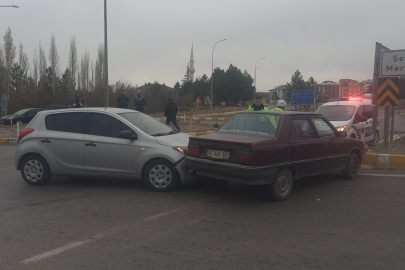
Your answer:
[189,43,195,81]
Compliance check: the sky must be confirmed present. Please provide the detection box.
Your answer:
[1,0,405,92]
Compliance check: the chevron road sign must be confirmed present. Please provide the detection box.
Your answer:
[377,78,399,107]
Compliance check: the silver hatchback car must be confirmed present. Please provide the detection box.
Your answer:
[15,108,195,191]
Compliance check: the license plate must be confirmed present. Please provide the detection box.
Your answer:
[207,150,230,160]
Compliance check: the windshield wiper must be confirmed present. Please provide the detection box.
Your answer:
[151,130,178,136]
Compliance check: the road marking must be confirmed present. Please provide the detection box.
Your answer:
[359,173,405,177]
[21,208,182,264]
[143,208,181,222]
[21,240,92,264]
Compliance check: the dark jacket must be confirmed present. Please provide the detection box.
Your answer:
[133,96,145,109]
[164,101,178,117]
[73,98,86,108]
[117,94,130,109]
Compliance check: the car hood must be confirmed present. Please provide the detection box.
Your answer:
[329,120,349,127]
[155,132,190,147]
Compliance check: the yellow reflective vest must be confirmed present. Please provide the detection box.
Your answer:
[247,105,269,111]
[270,107,283,128]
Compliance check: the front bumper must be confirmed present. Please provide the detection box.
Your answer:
[175,158,199,185]
[185,156,280,185]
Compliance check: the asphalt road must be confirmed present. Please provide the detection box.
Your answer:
[1,145,405,270]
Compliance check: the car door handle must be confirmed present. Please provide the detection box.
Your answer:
[85,142,97,147]
[41,139,51,143]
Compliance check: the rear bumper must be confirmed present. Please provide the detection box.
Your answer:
[185,156,280,185]
[175,158,199,185]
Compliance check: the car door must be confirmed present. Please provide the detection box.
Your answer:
[289,118,324,177]
[353,105,366,139]
[83,112,140,175]
[39,112,86,172]
[311,117,346,171]
[364,105,375,142]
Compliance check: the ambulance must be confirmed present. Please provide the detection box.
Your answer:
[315,96,379,145]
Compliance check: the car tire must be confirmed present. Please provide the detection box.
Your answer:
[268,169,293,201]
[144,159,179,192]
[342,152,359,179]
[21,155,52,186]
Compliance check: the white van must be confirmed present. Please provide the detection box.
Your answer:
[315,97,379,145]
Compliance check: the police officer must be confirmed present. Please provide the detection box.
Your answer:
[271,100,286,111]
[247,96,268,111]
[269,100,286,128]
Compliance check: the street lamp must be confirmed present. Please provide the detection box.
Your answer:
[0,5,19,7]
[253,57,265,100]
[210,39,226,112]
[104,0,109,107]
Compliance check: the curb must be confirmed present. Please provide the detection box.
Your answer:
[362,152,405,168]
[0,138,17,144]
[186,131,216,136]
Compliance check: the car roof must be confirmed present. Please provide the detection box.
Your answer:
[40,107,137,114]
[320,100,373,107]
[236,111,323,116]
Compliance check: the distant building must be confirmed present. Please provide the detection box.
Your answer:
[339,79,362,97]
[268,85,288,101]
[359,79,373,94]
[317,81,339,100]
[186,43,195,81]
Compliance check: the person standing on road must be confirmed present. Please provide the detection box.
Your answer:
[164,98,181,131]
[270,99,287,128]
[133,91,146,113]
[271,100,286,112]
[73,97,86,108]
[116,90,130,109]
[247,96,269,111]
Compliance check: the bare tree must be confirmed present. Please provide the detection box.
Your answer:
[49,34,59,96]
[32,49,38,84]
[94,45,104,91]
[0,47,5,114]
[18,43,29,94]
[79,50,90,91]
[39,41,47,91]
[2,28,16,115]
[68,37,77,100]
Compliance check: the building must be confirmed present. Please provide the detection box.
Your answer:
[317,81,339,101]
[339,79,362,97]
[268,85,288,102]
[186,43,195,81]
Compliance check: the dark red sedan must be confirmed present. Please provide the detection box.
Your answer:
[185,111,365,201]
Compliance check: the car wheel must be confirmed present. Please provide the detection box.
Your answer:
[342,152,359,179]
[21,155,52,186]
[268,169,293,201]
[144,159,179,192]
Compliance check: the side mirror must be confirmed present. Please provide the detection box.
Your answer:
[337,130,347,137]
[118,130,138,140]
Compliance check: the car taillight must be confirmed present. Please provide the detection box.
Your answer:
[18,129,34,143]
[186,145,200,157]
[235,151,256,166]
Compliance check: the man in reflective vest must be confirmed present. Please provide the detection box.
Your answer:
[270,100,287,128]
[247,96,268,111]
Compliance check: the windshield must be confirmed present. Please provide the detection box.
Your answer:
[315,105,356,121]
[217,113,280,138]
[13,109,29,115]
[118,112,175,136]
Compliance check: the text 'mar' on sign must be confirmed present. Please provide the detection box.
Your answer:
[381,50,405,77]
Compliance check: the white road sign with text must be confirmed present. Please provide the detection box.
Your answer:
[381,50,405,77]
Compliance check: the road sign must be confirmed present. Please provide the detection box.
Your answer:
[377,78,399,106]
[304,106,311,112]
[381,50,405,77]
[291,90,314,106]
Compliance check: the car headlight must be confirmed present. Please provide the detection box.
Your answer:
[173,146,187,155]
[336,126,347,132]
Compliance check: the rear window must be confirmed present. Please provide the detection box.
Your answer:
[45,113,85,134]
[315,105,356,121]
[217,113,280,138]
